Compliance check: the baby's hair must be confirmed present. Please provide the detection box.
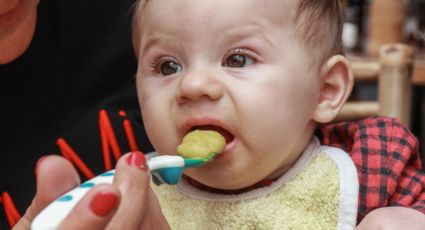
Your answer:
[294,0,344,65]
[132,0,343,66]
[131,0,148,57]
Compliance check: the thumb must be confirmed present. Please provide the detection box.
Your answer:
[13,155,80,229]
[139,187,171,230]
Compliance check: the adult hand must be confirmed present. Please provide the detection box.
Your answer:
[13,155,82,229]
[13,152,170,230]
[356,206,425,230]
[104,151,170,230]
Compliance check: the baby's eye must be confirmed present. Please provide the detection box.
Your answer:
[223,49,256,68]
[159,60,182,76]
[151,58,182,76]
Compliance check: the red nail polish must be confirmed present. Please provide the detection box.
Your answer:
[89,192,118,217]
[35,156,48,178]
[126,151,147,170]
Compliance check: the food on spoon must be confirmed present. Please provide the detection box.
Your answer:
[177,130,226,159]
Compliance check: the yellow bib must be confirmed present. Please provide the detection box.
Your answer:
[151,139,358,230]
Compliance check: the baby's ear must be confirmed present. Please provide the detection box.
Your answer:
[313,55,354,123]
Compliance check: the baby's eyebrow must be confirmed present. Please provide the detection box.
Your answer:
[139,36,163,56]
[139,25,277,57]
[140,34,187,57]
[219,25,276,49]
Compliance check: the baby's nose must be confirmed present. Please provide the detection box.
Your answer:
[176,69,224,104]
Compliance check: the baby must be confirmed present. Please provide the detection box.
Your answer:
[132,0,425,229]
[17,0,425,229]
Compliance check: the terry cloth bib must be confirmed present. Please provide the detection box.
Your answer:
[150,137,359,230]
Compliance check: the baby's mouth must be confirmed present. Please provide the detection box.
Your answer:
[190,125,234,144]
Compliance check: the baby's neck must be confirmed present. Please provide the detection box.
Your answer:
[185,175,277,195]
[185,165,293,194]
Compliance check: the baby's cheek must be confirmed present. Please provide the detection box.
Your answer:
[141,116,165,151]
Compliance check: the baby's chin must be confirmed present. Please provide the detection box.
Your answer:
[185,172,264,191]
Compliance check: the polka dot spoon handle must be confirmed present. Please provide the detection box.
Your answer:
[31,155,185,230]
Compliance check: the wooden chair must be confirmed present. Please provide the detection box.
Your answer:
[336,43,414,128]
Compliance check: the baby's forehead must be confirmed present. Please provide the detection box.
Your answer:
[132,0,327,65]
[138,0,294,26]
[136,0,298,43]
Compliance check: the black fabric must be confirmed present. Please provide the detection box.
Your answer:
[0,0,153,228]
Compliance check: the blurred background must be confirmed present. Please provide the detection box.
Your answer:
[341,0,425,159]
[341,0,424,54]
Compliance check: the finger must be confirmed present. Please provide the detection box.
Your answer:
[35,155,81,206]
[106,151,150,230]
[58,184,120,230]
[14,155,80,229]
[139,187,171,230]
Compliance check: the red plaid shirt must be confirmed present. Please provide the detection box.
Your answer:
[318,116,425,223]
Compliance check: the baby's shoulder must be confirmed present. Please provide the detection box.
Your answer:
[319,116,418,156]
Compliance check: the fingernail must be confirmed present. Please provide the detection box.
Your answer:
[35,155,48,178]
[126,151,147,170]
[89,192,119,217]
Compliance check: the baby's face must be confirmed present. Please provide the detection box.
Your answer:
[0,0,37,64]
[136,0,321,189]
